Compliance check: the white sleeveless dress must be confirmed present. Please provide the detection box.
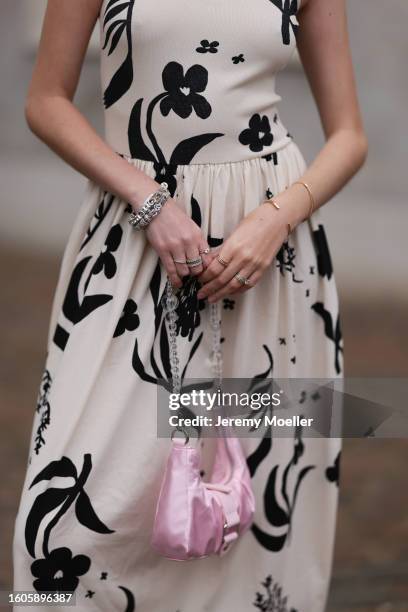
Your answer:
[13,0,343,610]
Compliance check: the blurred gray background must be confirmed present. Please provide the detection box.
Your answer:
[1,1,408,610]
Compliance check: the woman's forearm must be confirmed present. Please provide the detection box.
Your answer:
[273,128,368,228]
[25,94,160,209]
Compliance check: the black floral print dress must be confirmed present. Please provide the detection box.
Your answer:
[13,0,342,610]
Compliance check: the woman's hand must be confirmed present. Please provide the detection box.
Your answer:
[196,202,293,303]
[145,199,211,289]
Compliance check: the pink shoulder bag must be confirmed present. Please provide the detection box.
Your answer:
[151,279,255,560]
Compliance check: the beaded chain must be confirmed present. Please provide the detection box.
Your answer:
[162,277,223,395]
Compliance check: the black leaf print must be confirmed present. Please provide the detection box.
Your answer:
[31,547,91,593]
[54,256,113,351]
[196,39,220,54]
[114,299,140,337]
[25,488,73,558]
[75,490,114,534]
[312,224,333,280]
[128,98,156,162]
[34,369,52,455]
[253,574,298,612]
[160,61,212,119]
[239,114,274,152]
[247,433,272,478]
[30,457,77,488]
[251,426,315,552]
[80,193,114,252]
[326,451,341,486]
[232,53,245,64]
[169,133,224,165]
[25,454,114,560]
[190,195,202,226]
[118,585,136,612]
[103,0,135,108]
[269,0,299,46]
[311,302,343,374]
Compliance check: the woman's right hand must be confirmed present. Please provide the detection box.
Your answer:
[145,199,211,289]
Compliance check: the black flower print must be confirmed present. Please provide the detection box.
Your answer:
[223,298,235,310]
[232,53,245,64]
[102,0,136,108]
[196,39,220,54]
[254,574,298,612]
[326,451,341,486]
[31,547,90,593]
[269,0,299,46]
[127,62,223,191]
[239,114,274,153]
[114,299,140,337]
[91,225,123,280]
[85,590,95,598]
[34,369,52,455]
[160,61,212,119]
[24,455,118,595]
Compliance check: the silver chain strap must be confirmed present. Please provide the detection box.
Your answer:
[162,277,223,395]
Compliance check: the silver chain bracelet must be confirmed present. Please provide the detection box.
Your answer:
[128,182,171,230]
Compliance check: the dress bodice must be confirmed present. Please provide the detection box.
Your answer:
[98,0,301,165]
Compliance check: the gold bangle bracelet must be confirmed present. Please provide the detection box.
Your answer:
[264,198,292,240]
[293,181,315,220]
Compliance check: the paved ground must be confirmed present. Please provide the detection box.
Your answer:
[1,246,408,611]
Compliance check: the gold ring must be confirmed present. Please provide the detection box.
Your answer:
[199,247,210,255]
[217,255,230,268]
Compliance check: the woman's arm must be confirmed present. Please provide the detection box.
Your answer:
[25,0,210,287]
[197,0,368,302]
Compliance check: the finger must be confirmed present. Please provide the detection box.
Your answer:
[185,245,204,277]
[208,263,259,303]
[172,248,190,278]
[198,248,232,285]
[161,252,183,288]
[198,241,212,270]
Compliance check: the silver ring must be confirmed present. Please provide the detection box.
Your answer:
[199,247,210,255]
[235,273,251,286]
[186,257,203,266]
[173,258,187,264]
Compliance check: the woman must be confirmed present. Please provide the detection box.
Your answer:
[13,0,367,610]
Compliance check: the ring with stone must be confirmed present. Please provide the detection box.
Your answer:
[186,257,203,267]
[234,273,251,286]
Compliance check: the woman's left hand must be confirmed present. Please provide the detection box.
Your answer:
[196,202,291,303]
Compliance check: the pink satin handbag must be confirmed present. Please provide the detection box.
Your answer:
[151,279,256,560]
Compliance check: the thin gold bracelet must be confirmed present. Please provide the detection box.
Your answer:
[264,198,292,240]
[293,181,315,220]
